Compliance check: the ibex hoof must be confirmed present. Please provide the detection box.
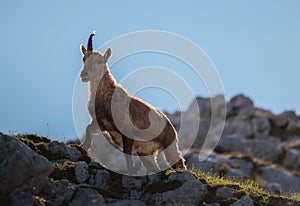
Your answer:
[171,159,187,171]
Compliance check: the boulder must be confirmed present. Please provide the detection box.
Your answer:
[223,118,253,138]
[48,141,72,160]
[186,151,253,180]
[229,195,254,206]
[270,111,296,128]
[168,171,196,182]
[69,187,105,206]
[105,198,145,206]
[122,176,147,199]
[146,172,163,185]
[186,152,220,174]
[89,170,111,190]
[215,187,236,199]
[283,148,300,171]
[287,117,300,137]
[217,136,281,162]
[146,180,207,206]
[48,141,84,161]
[251,116,271,136]
[10,190,36,206]
[41,179,76,205]
[172,95,226,151]
[0,135,53,195]
[222,155,254,180]
[226,95,255,118]
[187,95,226,119]
[269,111,300,138]
[258,165,300,194]
[75,161,90,183]
[187,96,211,118]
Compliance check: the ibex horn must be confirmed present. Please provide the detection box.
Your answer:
[87,31,96,51]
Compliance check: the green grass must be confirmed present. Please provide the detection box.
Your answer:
[287,192,300,200]
[186,168,300,205]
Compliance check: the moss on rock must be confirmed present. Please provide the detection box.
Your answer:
[16,134,51,144]
[50,161,77,183]
[18,137,37,151]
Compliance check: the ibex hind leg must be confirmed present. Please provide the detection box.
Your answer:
[163,142,187,170]
[138,154,161,173]
[122,135,135,171]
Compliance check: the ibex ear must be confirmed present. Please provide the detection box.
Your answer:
[80,44,87,56]
[104,48,112,63]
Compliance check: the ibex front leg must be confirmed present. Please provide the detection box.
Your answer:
[122,135,134,171]
[83,119,100,150]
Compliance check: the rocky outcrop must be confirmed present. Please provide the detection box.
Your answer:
[168,94,300,194]
[1,133,298,205]
[0,134,222,205]
[0,134,53,195]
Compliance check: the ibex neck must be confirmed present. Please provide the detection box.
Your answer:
[89,70,117,101]
[99,70,117,89]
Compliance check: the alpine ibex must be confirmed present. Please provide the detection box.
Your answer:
[80,32,186,172]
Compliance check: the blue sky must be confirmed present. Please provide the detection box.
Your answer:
[1,1,300,140]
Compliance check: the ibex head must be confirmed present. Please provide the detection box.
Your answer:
[80,31,112,82]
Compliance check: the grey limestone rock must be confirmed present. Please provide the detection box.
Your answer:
[69,187,105,206]
[74,161,89,183]
[89,169,111,190]
[146,180,207,206]
[0,135,53,195]
[229,195,254,206]
[105,198,145,206]
[215,187,236,199]
[259,165,300,194]
[168,170,196,182]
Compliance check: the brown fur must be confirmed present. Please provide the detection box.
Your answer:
[93,70,186,171]
[80,34,186,171]
[95,71,177,152]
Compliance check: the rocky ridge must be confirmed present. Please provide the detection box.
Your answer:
[1,94,300,205]
[1,133,300,206]
[168,94,300,195]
